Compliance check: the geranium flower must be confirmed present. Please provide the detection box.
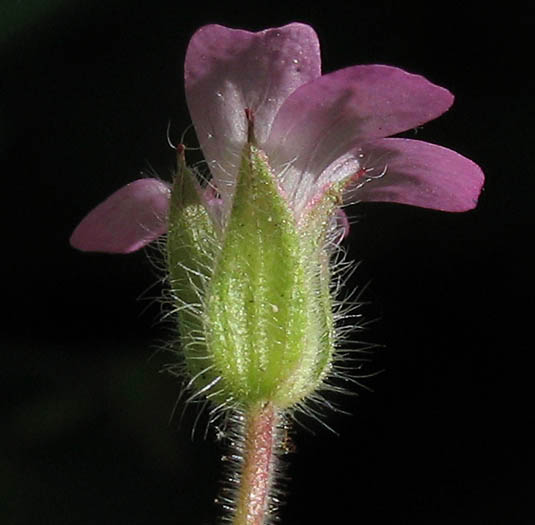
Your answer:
[70,23,484,254]
[70,23,485,525]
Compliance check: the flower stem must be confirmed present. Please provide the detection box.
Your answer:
[232,401,279,525]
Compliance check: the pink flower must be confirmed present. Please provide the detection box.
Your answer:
[70,23,484,254]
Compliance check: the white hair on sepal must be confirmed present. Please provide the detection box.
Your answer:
[140,130,381,449]
[284,212,383,434]
[323,207,351,248]
[104,130,229,442]
[143,193,227,435]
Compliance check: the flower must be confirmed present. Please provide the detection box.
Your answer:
[70,24,484,410]
[70,22,484,255]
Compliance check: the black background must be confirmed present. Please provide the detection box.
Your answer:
[1,2,533,524]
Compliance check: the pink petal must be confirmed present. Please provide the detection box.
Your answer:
[70,179,170,253]
[266,65,453,207]
[346,138,484,212]
[185,23,321,202]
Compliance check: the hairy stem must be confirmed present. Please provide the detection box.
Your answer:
[232,402,279,525]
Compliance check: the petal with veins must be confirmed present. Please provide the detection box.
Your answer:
[347,138,485,212]
[185,23,321,203]
[70,179,170,253]
[266,65,453,209]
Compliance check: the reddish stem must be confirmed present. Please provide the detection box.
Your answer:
[233,402,278,525]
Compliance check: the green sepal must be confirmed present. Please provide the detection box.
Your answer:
[166,156,217,389]
[205,144,335,408]
[296,179,355,387]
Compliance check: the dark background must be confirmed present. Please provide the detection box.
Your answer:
[1,2,532,524]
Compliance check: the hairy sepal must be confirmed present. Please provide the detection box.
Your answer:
[205,144,335,409]
[167,162,218,391]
